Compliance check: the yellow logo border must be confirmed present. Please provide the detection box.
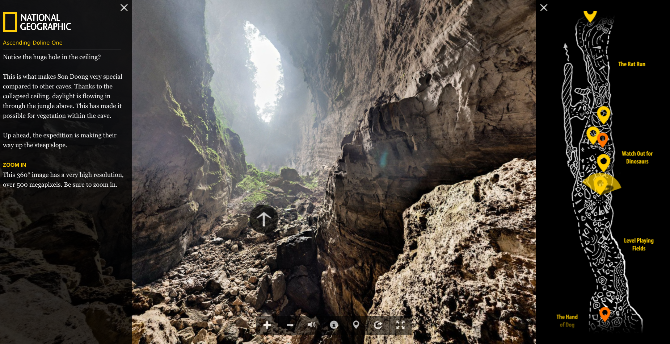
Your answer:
[3,12,18,32]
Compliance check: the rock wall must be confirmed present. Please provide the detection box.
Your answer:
[1,187,132,343]
[367,159,536,343]
[316,0,536,322]
[132,0,246,285]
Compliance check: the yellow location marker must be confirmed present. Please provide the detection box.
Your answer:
[593,176,608,195]
[583,173,621,195]
[597,154,610,172]
[584,11,597,23]
[597,106,610,124]
[586,126,600,144]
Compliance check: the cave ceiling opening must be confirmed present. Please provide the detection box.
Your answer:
[244,21,284,123]
[205,0,317,173]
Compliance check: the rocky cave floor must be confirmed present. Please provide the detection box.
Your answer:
[133,171,334,344]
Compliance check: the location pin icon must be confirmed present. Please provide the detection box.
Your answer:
[353,320,360,329]
[586,126,600,144]
[593,176,608,195]
[598,133,609,147]
[597,106,610,124]
[599,307,610,322]
[597,154,610,172]
[584,11,597,23]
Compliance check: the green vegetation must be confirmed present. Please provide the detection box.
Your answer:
[237,163,280,203]
[207,148,225,173]
[302,175,319,190]
[165,80,188,125]
[187,137,205,156]
[247,163,279,183]
[335,87,344,100]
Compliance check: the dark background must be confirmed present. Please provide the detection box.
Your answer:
[537,2,663,340]
[1,1,132,278]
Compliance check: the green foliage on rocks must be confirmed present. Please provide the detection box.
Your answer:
[237,163,280,203]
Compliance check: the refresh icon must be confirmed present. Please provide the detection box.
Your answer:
[373,321,383,330]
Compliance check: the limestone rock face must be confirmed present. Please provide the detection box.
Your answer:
[14,209,103,286]
[77,302,133,344]
[131,0,246,284]
[366,159,536,343]
[0,279,97,343]
[132,309,179,344]
[0,247,80,302]
[316,0,536,321]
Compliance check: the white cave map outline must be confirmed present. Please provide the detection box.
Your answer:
[561,14,643,333]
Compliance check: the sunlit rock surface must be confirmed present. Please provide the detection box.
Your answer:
[316,1,535,328]
[367,159,536,343]
[132,0,246,284]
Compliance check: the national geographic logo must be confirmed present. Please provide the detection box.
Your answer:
[3,12,17,32]
[3,12,71,32]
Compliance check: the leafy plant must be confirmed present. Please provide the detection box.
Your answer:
[237,163,280,203]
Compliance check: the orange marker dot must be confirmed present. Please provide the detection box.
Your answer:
[598,133,609,147]
[599,307,610,322]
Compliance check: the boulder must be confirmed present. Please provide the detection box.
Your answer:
[233,316,249,329]
[214,214,248,239]
[285,269,321,316]
[269,195,290,209]
[0,247,80,301]
[276,233,316,269]
[245,275,270,311]
[275,180,312,196]
[14,209,103,286]
[294,200,315,216]
[0,226,14,248]
[280,168,301,182]
[284,208,298,221]
[181,308,208,331]
[177,327,195,344]
[192,329,208,344]
[205,269,230,294]
[270,271,286,302]
[262,255,277,271]
[0,278,97,343]
[132,309,179,344]
[77,302,132,344]
[217,322,239,344]
[267,186,284,194]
